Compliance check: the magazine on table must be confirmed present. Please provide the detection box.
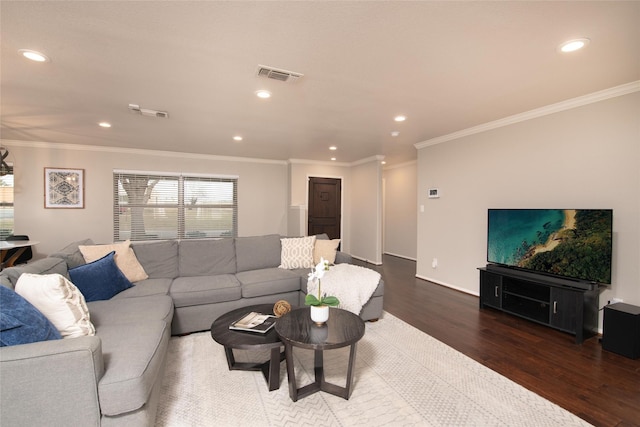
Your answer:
[229,311,276,334]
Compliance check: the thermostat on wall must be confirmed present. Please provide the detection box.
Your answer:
[428,188,440,199]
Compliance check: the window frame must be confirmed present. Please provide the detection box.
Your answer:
[113,170,238,241]
[0,164,14,240]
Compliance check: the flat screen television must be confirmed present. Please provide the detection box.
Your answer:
[487,209,613,284]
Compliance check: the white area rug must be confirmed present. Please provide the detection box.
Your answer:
[156,312,591,426]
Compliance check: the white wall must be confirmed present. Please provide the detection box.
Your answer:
[288,160,352,253]
[3,142,387,263]
[350,158,383,264]
[288,158,384,262]
[5,142,289,256]
[416,91,640,326]
[383,161,417,260]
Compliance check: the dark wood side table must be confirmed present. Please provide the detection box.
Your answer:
[210,304,285,391]
[275,307,365,401]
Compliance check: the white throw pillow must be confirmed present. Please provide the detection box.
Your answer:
[79,240,148,282]
[279,236,316,269]
[314,239,341,265]
[15,273,96,338]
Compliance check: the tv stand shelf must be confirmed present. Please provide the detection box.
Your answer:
[479,266,600,344]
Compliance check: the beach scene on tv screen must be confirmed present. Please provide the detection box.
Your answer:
[488,209,612,283]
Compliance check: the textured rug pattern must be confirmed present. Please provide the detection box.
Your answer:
[156,312,591,426]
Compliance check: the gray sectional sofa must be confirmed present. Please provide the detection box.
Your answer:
[0,234,384,426]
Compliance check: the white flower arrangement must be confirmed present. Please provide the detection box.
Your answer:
[305,257,340,307]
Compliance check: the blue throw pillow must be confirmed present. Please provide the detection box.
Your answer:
[68,251,133,302]
[0,285,62,347]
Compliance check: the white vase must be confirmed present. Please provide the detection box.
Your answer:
[310,305,329,326]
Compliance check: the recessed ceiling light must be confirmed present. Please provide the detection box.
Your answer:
[329,146,337,151]
[381,161,387,165]
[18,49,50,62]
[559,38,590,53]
[98,122,112,128]
[233,136,243,141]
[255,90,272,99]
[331,157,336,161]
[394,115,406,122]
[391,131,400,137]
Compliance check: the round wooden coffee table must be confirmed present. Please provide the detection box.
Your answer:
[210,304,285,391]
[275,307,365,401]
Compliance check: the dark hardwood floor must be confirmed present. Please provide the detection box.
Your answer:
[355,254,640,427]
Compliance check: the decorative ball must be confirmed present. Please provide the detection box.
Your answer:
[273,300,292,317]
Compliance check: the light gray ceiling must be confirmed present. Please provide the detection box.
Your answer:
[2,1,639,165]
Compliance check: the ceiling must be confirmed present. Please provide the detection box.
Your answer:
[1,1,639,166]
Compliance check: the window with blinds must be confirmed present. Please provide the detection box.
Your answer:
[113,171,238,241]
[0,167,14,240]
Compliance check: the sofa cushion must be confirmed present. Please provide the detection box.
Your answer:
[234,234,281,272]
[68,252,133,302]
[79,240,148,283]
[96,320,169,416]
[15,273,95,339]
[131,240,179,279]
[279,236,316,269]
[0,276,12,289]
[50,238,95,269]
[112,278,172,299]
[170,275,241,308]
[0,286,62,346]
[236,268,301,298]
[313,239,341,264]
[88,295,174,327]
[0,257,68,289]
[178,238,236,276]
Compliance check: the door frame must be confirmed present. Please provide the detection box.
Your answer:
[306,174,344,242]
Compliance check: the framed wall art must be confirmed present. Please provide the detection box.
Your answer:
[44,168,85,208]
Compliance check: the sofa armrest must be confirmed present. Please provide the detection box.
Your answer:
[335,251,353,264]
[0,336,104,426]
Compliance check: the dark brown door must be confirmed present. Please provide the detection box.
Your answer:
[308,177,341,239]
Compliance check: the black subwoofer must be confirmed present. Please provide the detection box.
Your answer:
[602,303,640,359]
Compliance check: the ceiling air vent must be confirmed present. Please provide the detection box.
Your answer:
[256,65,303,83]
[128,104,169,119]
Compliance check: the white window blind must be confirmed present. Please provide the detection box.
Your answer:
[113,171,237,241]
[0,168,14,240]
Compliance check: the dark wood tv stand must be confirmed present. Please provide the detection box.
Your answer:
[479,265,601,343]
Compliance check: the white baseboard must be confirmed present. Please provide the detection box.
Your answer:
[383,252,417,261]
[415,274,480,297]
[352,255,383,266]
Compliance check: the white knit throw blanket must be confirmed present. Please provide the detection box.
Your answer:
[307,263,381,315]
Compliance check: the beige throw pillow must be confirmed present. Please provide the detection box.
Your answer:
[279,236,316,269]
[314,239,341,265]
[15,273,96,338]
[79,240,148,282]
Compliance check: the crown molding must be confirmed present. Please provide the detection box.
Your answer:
[0,140,289,165]
[350,155,385,166]
[1,139,388,167]
[383,159,416,171]
[288,154,384,167]
[415,80,640,150]
[287,158,350,167]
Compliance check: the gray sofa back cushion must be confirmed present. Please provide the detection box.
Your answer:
[131,240,179,279]
[0,257,68,288]
[50,238,95,268]
[178,238,236,276]
[234,234,281,272]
